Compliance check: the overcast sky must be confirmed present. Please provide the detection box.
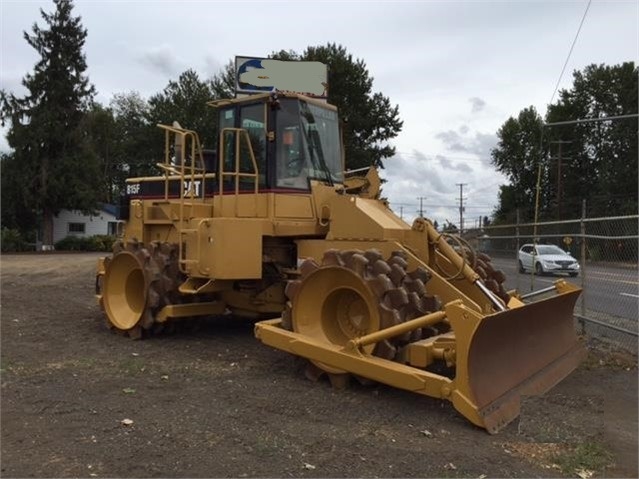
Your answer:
[1,0,637,227]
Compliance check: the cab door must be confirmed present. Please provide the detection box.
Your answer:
[218,103,268,217]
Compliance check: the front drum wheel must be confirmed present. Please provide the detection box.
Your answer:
[101,240,181,339]
[283,249,443,374]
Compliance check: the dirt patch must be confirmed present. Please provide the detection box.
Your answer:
[1,253,637,478]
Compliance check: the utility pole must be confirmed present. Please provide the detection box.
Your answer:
[550,140,572,220]
[417,196,427,218]
[399,206,404,220]
[456,183,467,235]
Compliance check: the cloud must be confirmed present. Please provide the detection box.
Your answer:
[203,55,223,78]
[384,151,454,195]
[138,45,183,77]
[435,128,497,161]
[436,130,467,152]
[437,155,473,173]
[381,149,507,227]
[469,96,486,113]
[0,74,27,96]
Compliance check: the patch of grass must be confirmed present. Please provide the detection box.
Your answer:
[551,441,613,477]
[0,360,15,374]
[117,357,143,374]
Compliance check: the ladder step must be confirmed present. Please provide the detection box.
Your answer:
[178,278,228,294]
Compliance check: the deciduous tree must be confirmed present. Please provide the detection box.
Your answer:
[148,69,218,149]
[271,44,403,170]
[491,107,546,222]
[545,62,638,218]
[490,62,637,223]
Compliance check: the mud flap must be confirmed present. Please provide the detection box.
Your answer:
[462,283,585,433]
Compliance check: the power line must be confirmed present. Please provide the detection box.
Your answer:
[545,113,639,127]
[548,0,592,106]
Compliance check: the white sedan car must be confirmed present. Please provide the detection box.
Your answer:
[518,244,580,277]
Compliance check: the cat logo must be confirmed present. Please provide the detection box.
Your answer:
[184,180,201,197]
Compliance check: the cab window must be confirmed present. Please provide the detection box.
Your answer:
[275,100,307,189]
[219,108,236,175]
[240,104,267,186]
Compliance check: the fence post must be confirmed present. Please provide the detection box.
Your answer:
[516,208,520,292]
[580,199,587,317]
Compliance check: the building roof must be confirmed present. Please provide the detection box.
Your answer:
[101,204,118,216]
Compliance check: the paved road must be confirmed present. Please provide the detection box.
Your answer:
[491,257,638,321]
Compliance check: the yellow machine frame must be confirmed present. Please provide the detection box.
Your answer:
[96,92,585,433]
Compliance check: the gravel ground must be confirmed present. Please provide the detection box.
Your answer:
[1,253,636,478]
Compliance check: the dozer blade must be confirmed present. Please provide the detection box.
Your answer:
[255,281,584,433]
[457,282,585,433]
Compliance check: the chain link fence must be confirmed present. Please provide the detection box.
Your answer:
[471,211,638,354]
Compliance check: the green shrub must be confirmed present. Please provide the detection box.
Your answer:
[90,235,116,251]
[54,236,83,251]
[54,234,116,252]
[0,228,29,252]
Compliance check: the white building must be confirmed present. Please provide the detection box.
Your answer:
[52,204,122,244]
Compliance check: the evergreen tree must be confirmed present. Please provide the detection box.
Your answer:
[83,104,118,203]
[210,60,236,99]
[0,0,100,247]
[1,152,37,232]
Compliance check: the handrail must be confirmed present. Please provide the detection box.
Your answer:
[218,127,259,216]
[156,123,207,274]
[156,162,182,176]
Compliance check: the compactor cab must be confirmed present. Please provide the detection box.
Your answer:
[212,93,344,194]
[96,90,585,433]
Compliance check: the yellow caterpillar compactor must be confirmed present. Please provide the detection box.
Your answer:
[96,91,585,433]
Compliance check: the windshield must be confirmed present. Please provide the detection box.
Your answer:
[537,245,567,255]
[299,100,342,183]
[275,99,342,189]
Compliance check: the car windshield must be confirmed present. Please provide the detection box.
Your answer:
[536,245,567,255]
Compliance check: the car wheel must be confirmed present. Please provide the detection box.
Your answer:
[535,262,544,276]
[518,260,525,273]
